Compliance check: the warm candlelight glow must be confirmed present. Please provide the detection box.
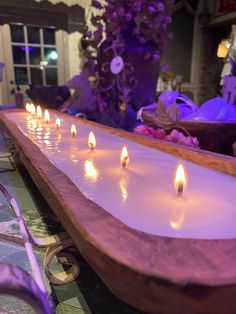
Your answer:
[71,124,77,137]
[55,118,60,129]
[169,208,185,230]
[36,105,42,119]
[120,146,129,168]
[88,131,96,150]
[119,178,128,202]
[31,104,36,115]
[44,109,50,123]
[84,160,98,181]
[174,163,187,198]
[25,103,31,112]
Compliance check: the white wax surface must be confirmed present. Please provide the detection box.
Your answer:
[7,112,236,239]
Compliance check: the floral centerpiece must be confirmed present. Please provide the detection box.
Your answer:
[88,0,174,130]
[90,0,173,62]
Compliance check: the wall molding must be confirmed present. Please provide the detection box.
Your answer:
[0,0,85,33]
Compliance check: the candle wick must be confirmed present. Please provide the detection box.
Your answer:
[177,182,183,198]
[122,156,128,168]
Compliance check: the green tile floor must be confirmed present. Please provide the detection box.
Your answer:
[0,127,143,314]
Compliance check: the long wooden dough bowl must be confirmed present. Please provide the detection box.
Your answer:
[1,109,236,314]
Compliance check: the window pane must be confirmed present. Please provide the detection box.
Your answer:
[12,46,26,64]
[10,25,24,43]
[27,26,40,44]
[43,28,55,45]
[29,47,41,65]
[46,68,57,85]
[44,48,57,65]
[31,68,43,85]
[14,67,28,85]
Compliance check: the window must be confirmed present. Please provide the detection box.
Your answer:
[10,24,58,86]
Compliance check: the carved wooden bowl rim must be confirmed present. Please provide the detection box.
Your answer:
[1,109,236,289]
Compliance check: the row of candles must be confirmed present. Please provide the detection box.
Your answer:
[25,103,187,199]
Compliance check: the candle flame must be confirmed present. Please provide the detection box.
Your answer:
[31,104,36,115]
[88,131,96,150]
[36,105,42,119]
[55,118,60,129]
[120,146,129,168]
[174,163,187,197]
[71,124,77,136]
[44,109,50,123]
[25,103,31,112]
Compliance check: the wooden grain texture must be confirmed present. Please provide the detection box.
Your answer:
[1,109,236,314]
[142,109,236,156]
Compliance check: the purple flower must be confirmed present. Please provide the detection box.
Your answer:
[156,2,165,12]
[153,53,160,62]
[112,12,118,19]
[147,6,156,14]
[125,13,132,21]
[165,16,172,24]
[139,37,146,44]
[117,7,125,16]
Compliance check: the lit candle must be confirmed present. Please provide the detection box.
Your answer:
[31,104,36,116]
[44,109,50,123]
[36,105,42,119]
[55,118,60,130]
[88,131,96,150]
[120,146,129,168]
[25,103,31,112]
[71,124,77,137]
[174,163,187,198]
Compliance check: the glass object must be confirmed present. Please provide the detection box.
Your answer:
[14,67,28,85]
[12,46,26,64]
[43,28,55,45]
[29,47,41,65]
[44,48,57,65]
[46,68,57,85]
[10,24,24,43]
[31,68,43,85]
[27,26,40,44]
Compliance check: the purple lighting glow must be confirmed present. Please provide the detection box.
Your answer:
[21,46,32,52]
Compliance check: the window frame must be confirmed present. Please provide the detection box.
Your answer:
[10,23,58,86]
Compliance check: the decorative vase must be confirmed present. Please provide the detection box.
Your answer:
[97,34,160,111]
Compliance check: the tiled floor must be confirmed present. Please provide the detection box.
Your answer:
[0,126,142,314]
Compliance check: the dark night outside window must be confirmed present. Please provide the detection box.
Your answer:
[27,26,40,44]
[14,67,28,85]
[12,46,26,64]
[10,25,24,43]
[46,68,57,85]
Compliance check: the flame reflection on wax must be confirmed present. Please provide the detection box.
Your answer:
[169,207,185,231]
[84,160,99,182]
[119,178,128,202]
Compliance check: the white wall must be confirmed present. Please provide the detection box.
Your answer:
[67,31,84,80]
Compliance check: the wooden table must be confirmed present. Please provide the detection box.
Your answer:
[1,109,236,314]
[142,109,236,155]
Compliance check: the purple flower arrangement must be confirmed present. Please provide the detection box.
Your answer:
[90,0,174,62]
